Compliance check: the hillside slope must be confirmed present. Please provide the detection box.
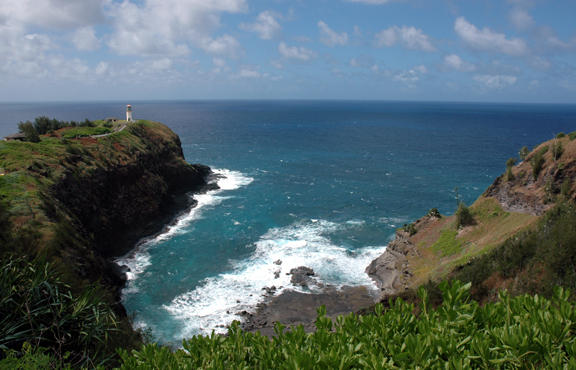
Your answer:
[368,131,576,301]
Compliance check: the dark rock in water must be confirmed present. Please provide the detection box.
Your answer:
[262,286,277,295]
[274,259,282,265]
[274,270,281,279]
[289,266,316,287]
[241,285,377,337]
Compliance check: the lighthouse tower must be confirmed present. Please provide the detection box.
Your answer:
[126,104,133,122]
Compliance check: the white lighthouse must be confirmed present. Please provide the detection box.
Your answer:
[126,104,134,122]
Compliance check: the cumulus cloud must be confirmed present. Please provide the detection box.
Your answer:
[318,21,348,46]
[375,26,435,52]
[474,74,518,89]
[240,11,281,40]
[278,42,315,61]
[107,0,246,57]
[0,0,104,29]
[394,65,427,86]
[72,27,100,51]
[444,54,475,72]
[200,35,242,58]
[454,17,527,56]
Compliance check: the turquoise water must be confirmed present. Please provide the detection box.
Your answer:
[1,101,575,344]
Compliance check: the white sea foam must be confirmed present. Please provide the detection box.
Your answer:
[164,219,387,337]
[115,169,254,282]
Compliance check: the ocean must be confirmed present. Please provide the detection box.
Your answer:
[1,101,575,344]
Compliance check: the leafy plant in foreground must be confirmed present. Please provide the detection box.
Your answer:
[118,281,576,369]
[0,257,119,368]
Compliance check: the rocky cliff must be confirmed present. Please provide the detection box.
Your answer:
[0,120,212,309]
[367,132,576,299]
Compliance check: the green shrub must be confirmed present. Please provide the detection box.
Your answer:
[552,140,564,161]
[402,223,417,236]
[17,122,40,143]
[427,208,441,218]
[519,146,530,161]
[0,257,119,368]
[455,202,474,228]
[118,281,576,369]
[530,149,546,179]
[506,157,516,181]
[569,131,576,141]
[556,132,566,138]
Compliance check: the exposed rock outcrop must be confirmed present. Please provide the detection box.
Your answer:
[366,229,419,297]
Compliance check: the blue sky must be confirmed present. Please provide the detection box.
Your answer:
[1,0,575,102]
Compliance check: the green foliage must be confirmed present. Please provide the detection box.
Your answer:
[453,201,576,297]
[427,208,441,218]
[569,131,576,141]
[118,281,576,369]
[17,122,40,143]
[0,343,65,369]
[552,140,564,161]
[556,132,566,138]
[18,116,95,136]
[431,229,462,256]
[519,146,530,161]
[0,257,119,368]
[62,126,111,139]
[530,148,547,179]
[402,223,417,236]
[505,158,516,181]
[455,202,474,228]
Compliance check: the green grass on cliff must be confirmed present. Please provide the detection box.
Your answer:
[430,229,461,256]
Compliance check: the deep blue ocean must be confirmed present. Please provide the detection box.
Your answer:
[1,101,575,344]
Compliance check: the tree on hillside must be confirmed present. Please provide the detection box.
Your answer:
[18,121,40,143]
[455,202,474,228]
[506,157,516,181]
[519,146,530,161]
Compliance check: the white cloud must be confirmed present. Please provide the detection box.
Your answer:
[444,54,475,72]
[200,35,242,58]
[240,11,281,40]
[375,26,435,52]
[278,42,315,61]
[238,67,262,79]
[107,0,246,57]
[0,0,104,29]
[318,21,348,47]
[454,17,528,56]
[509,8,534,31]
[72,27,100,51]
[474,74,518,89]
[394,65,427,86]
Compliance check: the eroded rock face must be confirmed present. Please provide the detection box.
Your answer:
[47,122,212,309]
[366,230,417,296]
[484,175,549,216]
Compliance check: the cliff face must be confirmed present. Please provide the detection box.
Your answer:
[367,133,576,300]
[0,120,211,308]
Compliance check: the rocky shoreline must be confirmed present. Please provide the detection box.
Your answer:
[239,227,422,335]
